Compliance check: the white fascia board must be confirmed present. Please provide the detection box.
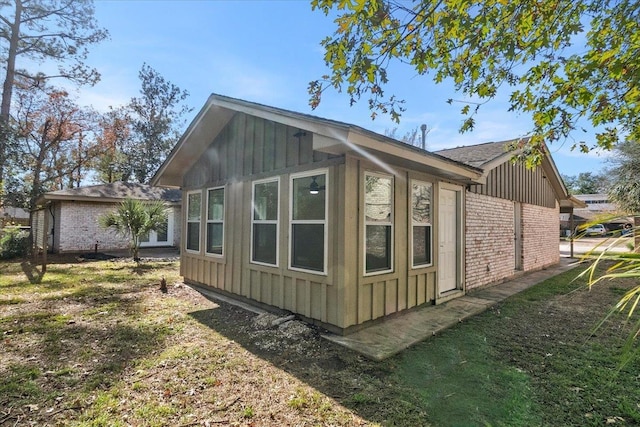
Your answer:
[209,96,349,140]
[152,100,234,187]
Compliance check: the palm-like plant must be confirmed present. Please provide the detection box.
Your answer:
[575,223,640,367]
[99,198,168,261]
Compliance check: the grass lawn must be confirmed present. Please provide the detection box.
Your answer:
[1,255,638,426]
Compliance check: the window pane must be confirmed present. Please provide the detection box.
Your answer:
[157,218,168,242]
[188,193,201,220]
[140,232,150,243]
[366,225,391,272]
[292,175,325,221]
[291,224,324,271]
[187,223,200,251]
[412,182,432,223]
[413,225,432,266]
[365,175,392,222]
[253,223,277,265]
[207,189,224,221]
[206,223,223,254]
[254,181,278,221]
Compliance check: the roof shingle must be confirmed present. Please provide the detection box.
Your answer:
[44,182,181,203]
[434,140,515,168]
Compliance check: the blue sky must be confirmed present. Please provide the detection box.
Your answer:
[71,0,610,177]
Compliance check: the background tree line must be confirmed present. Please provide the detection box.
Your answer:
[0,0,190,213]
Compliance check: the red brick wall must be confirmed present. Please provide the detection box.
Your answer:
[465,192,559,290]
[521,202,560,271]
[465,192,515,290]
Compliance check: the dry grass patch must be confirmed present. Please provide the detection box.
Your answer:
[0,256,370,426]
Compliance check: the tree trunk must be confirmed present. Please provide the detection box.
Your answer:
[0,0,23,198]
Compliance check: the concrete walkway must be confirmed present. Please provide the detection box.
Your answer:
[323,258,579,361]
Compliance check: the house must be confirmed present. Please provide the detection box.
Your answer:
[152,93,573,335]
[434,142,569,289]
[561,193,630,235]
[1,205,30,227]
[33,182,181,254]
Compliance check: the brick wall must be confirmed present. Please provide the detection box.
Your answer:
[465,192,515,290]
[465,192,560,290]
[55,201,181,253]
[57,201,128,253]
[521,202,560,271]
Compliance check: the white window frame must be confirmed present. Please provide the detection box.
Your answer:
[410,179,433,269]
[205,186,225,257]
[288,169,328,275]
[363,171,394,276]
[251,177,280,267]
[185,190,202,254]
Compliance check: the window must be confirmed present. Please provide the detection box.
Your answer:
[206,187,224,256]
[252,178,279,266]
[186,191,201,252]
[411,180,432,267]
[364,172,393,274]
[289,170,327,274]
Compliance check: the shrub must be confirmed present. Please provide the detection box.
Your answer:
[0,226,30,259]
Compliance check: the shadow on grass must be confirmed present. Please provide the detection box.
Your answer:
[188,302,520,426]
[0,290,171,409]
[131,263,157,276]
[187,267,640,426]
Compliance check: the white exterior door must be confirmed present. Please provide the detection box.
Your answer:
[438,185,461,293]
[140,210,173,247]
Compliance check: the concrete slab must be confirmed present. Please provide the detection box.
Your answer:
[322,258,578,361]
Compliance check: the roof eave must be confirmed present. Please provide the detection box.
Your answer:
[346,129,484,183]
[152,94,353,187]
[42,193,180,204]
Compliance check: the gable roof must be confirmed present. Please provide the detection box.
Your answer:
[151,93,578,209]
[151,93,485,187]
[40,182,181,205]
[435,139,580,209]
[435,140,517,168]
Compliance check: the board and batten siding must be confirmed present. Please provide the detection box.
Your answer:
[180,112,349,331]
[343,155,437,331]
[467,161,556,208]
[183,113,339,187]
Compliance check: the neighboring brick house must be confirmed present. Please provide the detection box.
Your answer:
[34,182,181,253]
[152,94,574,334]
[435,141,566,290]
[1,206,30,227]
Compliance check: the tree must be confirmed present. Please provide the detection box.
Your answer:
[124,63,191,184]
[93,107,132,183]
[309,0,639,166]
[12,80,99,210]
[607,141,640,250]
[576,140,640,366]
[562,172,608,194]
[386,124,430,149]
[0,0,108,202]
[99,198,168,262]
